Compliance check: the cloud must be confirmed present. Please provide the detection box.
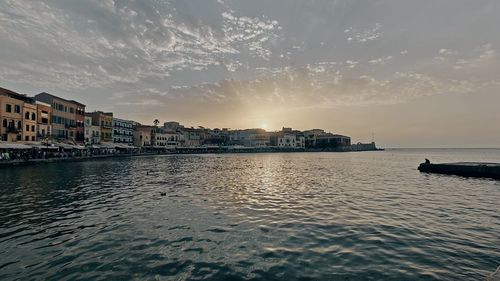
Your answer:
[368,56,393,65]
[109,51,498,120]
[439,48,458,56]
[0,0,281,90]
[345,23,382,43]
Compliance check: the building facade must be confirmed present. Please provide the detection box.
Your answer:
[88,111,113,143]
[133,125,152,147]
[84,115,101,145]
[277,133,305,148]
[36,101,52,141]
[0,87,32,142]
[22,102,37,142]
[152,129,169,147]
[182,128,201,147]
[34,92,85,143]
[113,118,134,145]
[315,134,351,149]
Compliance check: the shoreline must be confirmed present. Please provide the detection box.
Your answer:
[0,148,383,168]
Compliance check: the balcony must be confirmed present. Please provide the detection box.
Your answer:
[6,127,21,133]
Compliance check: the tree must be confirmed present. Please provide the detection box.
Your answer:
[153,119,160,127]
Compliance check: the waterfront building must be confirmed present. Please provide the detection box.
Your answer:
[133,125,152,147]
[34,92,85,143]
[164,130,183,148]
[253,130,271,147]
[227,129,270,147]
[315,134,351,149]
[152,128,169,147]
[351,142,377,151]
[22,101,37,142]
[277,133,305,148]
[84,115,101,145]
[113,118,134,145]
[0,87,32,142]
[182,127,201,147]
[88,111,113,143]
[35,101,52,142]
[303,129,327,147]
[269,128,304,148]
[163,121,183,131]
[302,128,350,149]
[204,128,229,146]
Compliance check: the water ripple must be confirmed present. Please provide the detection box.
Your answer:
[0,150,499,280]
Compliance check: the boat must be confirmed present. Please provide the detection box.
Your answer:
[418,162,500,180]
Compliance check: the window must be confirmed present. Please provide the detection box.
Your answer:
[69,107,74,114]
[26,125,30,131]
[6,104,11,112]
[31,113,36,120]
[31,125,35,132]
[17,121,22,129]
[31,136,35,141]
[25,112,30,119]
[2,119,6,128]
[25,136,29,141]
[14,105,21,113]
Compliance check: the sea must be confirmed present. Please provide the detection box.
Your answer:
[1,149,499,281]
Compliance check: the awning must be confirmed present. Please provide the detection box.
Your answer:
[57,143,75,149]
[114,143,136,149]
[0,142,32,149]
[20,142,58,150]
[99,142,116,148]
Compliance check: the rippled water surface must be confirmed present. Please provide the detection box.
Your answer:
[1,149,499,280]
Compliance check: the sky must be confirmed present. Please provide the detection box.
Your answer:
[1,0,499,148]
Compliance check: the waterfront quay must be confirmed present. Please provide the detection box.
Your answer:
[1,86,378,166]
[0,143,381,168]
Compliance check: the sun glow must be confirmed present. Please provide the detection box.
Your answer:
[261,123,268,130]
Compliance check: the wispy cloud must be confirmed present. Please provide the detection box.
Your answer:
[0,0,281,90]
[345,23,382,43]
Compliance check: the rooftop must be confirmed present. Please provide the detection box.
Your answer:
[36,92,85,107]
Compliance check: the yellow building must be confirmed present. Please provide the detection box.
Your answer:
[89,111,113,143]
[22,102,37,142]
[0,87,31,142]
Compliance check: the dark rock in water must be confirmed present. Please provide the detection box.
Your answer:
[160,192,166,196]
[418,162,500,180]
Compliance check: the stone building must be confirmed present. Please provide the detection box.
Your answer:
[35,101,52,141]
[88,111,113,143]
[84,115,101,145]
[0,87,32,142]
[133,125,152,147]
[34,92,85,143]
[22,102,37,142]
[113,118,134,145]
